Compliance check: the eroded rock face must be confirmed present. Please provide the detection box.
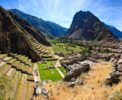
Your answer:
[0,6,50,62]
[68,11,118,42]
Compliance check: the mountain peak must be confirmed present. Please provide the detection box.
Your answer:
[10,8,20,12]
[74,10,100,22]
[0,5,4,9]
[68,10,118,41]
[76,10,93,15]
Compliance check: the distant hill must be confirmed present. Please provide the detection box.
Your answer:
[67,11,118,42]
[0,6,50,61]
[10,9,67,37]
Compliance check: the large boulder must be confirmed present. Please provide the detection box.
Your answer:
[117,64,122,72]
[80,60,95,67]
[64,63,90,81]
[118,59,122,64]
[105,72,120,86]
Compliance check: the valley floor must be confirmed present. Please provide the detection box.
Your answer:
[44,62,122,100]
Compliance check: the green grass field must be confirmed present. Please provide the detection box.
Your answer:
[38,61,66,81]
[53,43,83,54]
[48,38,84,54]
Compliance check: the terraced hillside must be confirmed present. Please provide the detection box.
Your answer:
[0,6,54,99]
[31,41,53,56]
[0,53,34,100]
[0,6,51,62]
[0,37,55,99]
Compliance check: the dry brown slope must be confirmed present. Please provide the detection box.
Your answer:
[45,62,122,100]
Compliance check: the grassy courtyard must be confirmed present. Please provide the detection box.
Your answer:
[48,38,84,54]
[53,43,84,54]
[38,61,66,81]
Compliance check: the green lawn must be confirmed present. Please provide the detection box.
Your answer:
[59,67,66,75]
[38,61,66,81]
[48,38,85,54]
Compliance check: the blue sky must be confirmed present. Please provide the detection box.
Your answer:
[0,0,122,31]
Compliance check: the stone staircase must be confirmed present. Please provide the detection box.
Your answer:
[32,41,53,56]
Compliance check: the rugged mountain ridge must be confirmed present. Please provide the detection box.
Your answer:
[105,24,122,39]
[10,9,67,37]
[68,11,118,42]
[10,9,122,40]
[0,6,50,61]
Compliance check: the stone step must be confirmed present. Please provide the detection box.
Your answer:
[27,74,34,81]
[27,67,33,75]
[26,81,34,100]
[9,71,22,99]
[0,64,11,77]
[0,61,6,68]
[13,74,27,100]
[5,68,16,80]
[2,56,12,62]
[13,61,26,71]
[34,43,40,47]
[12,61,32,74]
[0,54,7,59]
[36,45,43,49]
[7,58,17,65]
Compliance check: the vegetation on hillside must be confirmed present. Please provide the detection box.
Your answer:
[48,38,84,54]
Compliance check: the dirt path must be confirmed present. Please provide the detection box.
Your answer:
[33,63,41,82]
[55,59,65,78]
[53,55,65,78]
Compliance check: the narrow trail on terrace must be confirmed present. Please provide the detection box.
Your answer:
[33,63,41,82]
[53,55,65,78]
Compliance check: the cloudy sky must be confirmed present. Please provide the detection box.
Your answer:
[0,0,122,31]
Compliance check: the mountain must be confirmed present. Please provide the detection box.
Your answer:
[67,11,118,42]
[10,9,67,37]
[104,24,122,39]
[0,6,50,61]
